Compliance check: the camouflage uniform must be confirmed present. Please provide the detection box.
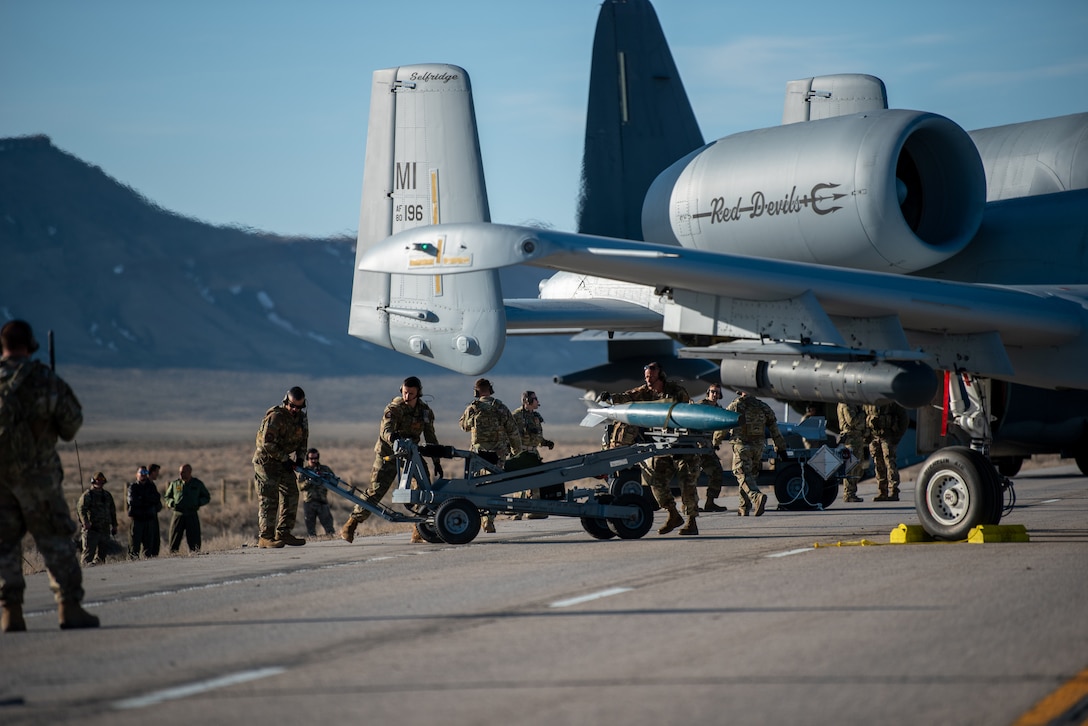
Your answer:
[612,381,701,518]
[164,473,211,552]
[726,393,787,515]
[460,396,523,459]
[696,397,728,507]
[864,402,910,500]
[837,403,870,501]
[346,396,439,527]
[77,486,117,564]
[461,395,523,531]
[298,462,336,536]
[512,407,547,452]
[512,406,551,510]
[0,357,86,611]
[253,404,308,541]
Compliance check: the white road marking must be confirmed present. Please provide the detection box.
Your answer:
[113,666,286,709]
[767,547,813,558]
[550,587,632,608]
[1041,499,1061,504]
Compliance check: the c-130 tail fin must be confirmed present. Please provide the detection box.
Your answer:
[348,64,506,374]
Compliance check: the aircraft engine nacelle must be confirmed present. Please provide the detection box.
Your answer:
[719,358,938,409]
[642,109,987,273]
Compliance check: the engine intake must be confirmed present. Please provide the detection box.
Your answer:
[642,109,987,273]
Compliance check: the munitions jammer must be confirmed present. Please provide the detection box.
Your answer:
[294,434,712,545]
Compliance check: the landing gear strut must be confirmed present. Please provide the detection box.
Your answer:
[915,372,1009,539]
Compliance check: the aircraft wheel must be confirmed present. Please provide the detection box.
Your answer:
[915,447,999,540]
[994,456,1024,478]
[415,520,444,544]
[433,498,481,545]
[607,493,654,540]
[581,516,617,540]
[1074,450,1088,477]
[773,463,827,511]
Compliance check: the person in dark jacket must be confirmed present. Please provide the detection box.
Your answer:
[127,466,162,559]
[164,464,211,553]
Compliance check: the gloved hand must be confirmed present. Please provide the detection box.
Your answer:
[776,447,788,459]
[596,391,611,404]
[284,459,298,473]
[543,439,555,449]
[433,460,444,480]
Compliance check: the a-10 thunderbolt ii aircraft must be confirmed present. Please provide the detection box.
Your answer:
[348,2,1088,540]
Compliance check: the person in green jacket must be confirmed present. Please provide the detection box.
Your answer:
[164,464,211,553]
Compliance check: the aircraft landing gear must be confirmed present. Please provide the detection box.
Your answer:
[914,446,1003,540]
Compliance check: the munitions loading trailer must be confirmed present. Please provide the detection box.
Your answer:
[294,433,712,544]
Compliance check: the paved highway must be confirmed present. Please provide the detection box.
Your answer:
[3,465,1086,725]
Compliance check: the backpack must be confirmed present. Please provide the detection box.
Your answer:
[0,362,35,468]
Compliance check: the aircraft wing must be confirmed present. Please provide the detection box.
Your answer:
[358,221,1088,392]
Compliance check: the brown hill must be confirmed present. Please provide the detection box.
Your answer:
[0,135,594,377]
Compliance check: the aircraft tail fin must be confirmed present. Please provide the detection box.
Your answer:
[576,0,704,240]
[349,64,506,374]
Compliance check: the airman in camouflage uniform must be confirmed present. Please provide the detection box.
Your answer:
[696,385,729,513]
[608,362,702,535]
[864,402,910,501]
[341,376,441,544]
[0,319,98,631]
[836,403,870,502]
[460,378,523,533]
[297,448,336,536]
[725,390,787,516]
[77,472,117,565]
[511,390,554,519]
[253,386,309,548]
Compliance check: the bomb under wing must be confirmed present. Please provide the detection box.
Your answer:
[581,402,740,431]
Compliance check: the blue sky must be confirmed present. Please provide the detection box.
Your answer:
[3,0,1086,238]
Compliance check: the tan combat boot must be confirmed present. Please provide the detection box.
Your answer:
[410,526,424,543]
[678,516,699,536]
[340,519,357,543]
[752,492,768,516]
[2,604,26,633]
[258,536,285,548]
[658,505,683,535]
[277,532,306,546]
[702,498,727,512]
[58,602,100,630]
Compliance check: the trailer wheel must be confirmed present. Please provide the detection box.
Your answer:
[433,498,481,545]
[415,520,444,544]
[580,516,616,540]
[820,480,840,509]
[609,467,656,510]
[773,463,829,511]
[607,493,654,540]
